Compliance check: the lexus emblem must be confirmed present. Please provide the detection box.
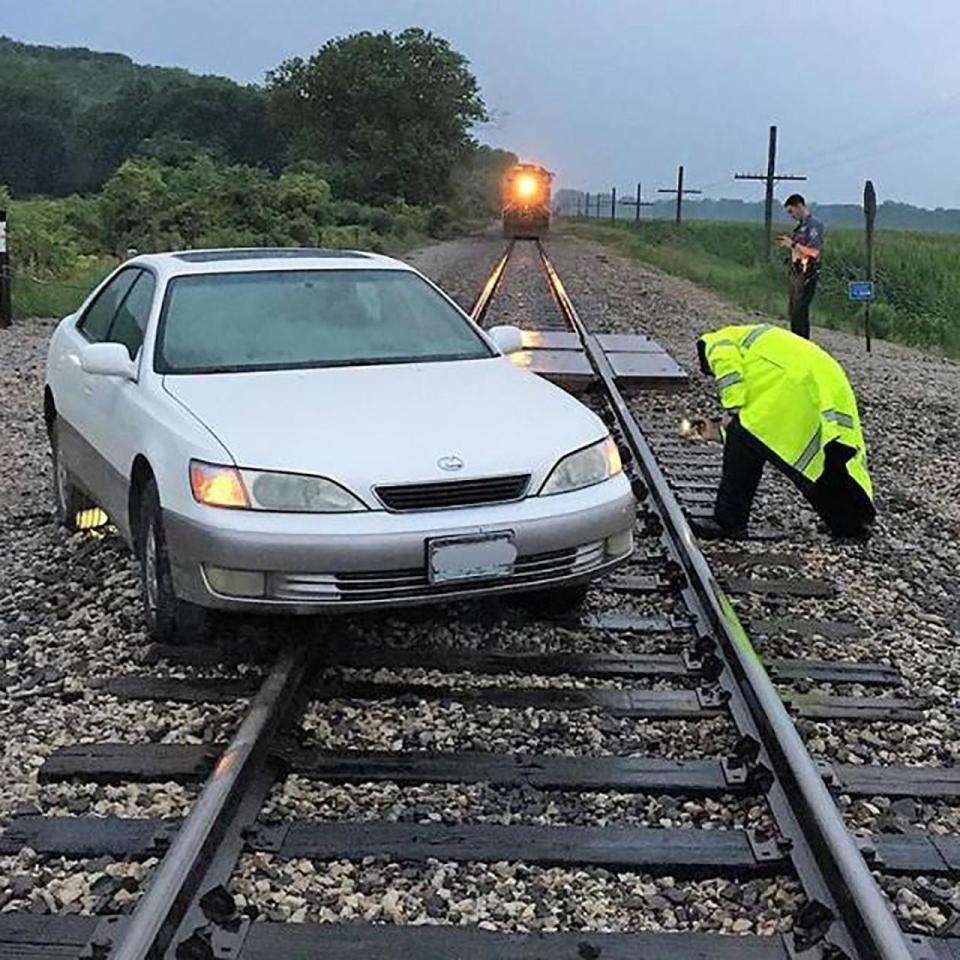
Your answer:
[437,455,464,472]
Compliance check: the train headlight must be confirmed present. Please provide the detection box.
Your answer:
[516,174,538,199]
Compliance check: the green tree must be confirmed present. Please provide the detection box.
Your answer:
[0,61,72,194]
[450,144,518,218]
[267,28,487,205]
[98,157,172,251]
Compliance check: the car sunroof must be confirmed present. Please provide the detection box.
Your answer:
[173,248,371,263]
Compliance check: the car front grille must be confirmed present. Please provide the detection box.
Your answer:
[266,540,606,603]
[374,474,531,512]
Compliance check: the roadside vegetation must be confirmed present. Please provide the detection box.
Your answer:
[1,30,515,318]
[561,218,960,356]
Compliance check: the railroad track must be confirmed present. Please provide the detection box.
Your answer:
[1,240,958,960]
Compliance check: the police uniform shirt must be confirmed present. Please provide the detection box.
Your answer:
[791,214,824,271]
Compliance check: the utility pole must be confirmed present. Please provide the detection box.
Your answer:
[734,125,806,260]
[0,209,10,328]
[620,182,655,225]
[658,165,702,226]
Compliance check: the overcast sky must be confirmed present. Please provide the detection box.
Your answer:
[4,0,959,209]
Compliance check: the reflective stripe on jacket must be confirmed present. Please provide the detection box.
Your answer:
[698,323,873,500]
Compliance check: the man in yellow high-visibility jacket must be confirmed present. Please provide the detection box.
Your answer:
[691,323,875,540]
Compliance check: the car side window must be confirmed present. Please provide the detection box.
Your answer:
[78,269,141,343]
[107,271,156,359]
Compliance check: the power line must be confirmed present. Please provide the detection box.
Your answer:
[779,95,960,172]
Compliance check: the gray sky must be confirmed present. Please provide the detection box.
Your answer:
[4,0,959,208]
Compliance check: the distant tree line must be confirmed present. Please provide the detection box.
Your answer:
[556,190,960,234]
[0,29,515,214]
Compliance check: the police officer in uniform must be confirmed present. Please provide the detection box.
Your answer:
[688,322,875,541]
[778,194,822,339]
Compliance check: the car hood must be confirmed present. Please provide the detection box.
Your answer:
[163,357,607,506]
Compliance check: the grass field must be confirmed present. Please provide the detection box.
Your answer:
[11,256,119,320]
[560,218,960,355]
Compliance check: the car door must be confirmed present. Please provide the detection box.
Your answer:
[80,269,158,533]
[52,267,142,503]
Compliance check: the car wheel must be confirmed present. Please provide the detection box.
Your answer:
[517,584,589,616]
[138,478,210,645]
[51,422,91,531]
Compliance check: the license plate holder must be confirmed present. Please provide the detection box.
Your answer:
[428,533,517,584]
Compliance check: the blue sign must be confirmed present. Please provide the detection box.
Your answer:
[848,281,875,302]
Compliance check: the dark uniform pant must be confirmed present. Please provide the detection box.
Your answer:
[715,417,875,537]
[788,268,818,339]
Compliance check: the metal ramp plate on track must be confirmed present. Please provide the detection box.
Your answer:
[511,329,687,389]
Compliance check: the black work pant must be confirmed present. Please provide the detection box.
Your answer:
[715,417,875,537]
[788,269,818,339]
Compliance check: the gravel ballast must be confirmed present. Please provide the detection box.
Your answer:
[231,853,802,935]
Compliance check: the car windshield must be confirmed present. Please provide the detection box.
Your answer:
[156,268,493,373]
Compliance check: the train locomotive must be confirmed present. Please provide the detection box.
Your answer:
[501,163,553,239]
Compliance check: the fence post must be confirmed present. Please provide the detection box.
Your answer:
[0,208,10,328]
[585,192,591,218]
[635,182,641,223]
[863,180,876,353]
[675,166,684,225]
[611,186,617,224]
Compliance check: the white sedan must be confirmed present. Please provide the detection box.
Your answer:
[44,249,636,642]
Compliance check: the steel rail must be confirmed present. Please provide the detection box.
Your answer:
[536,242,922,960]
[109,643,312,960]
[469,240,514,325]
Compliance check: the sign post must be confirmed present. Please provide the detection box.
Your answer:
[863,180,876,353]
[0,209,10,328]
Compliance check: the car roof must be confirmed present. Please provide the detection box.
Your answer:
[123,247,412,279]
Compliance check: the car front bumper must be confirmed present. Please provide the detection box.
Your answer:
[163,474,636,613]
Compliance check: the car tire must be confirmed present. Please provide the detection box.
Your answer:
[138,478,210,645]
[51,422,92,532]
[517,584,589,616]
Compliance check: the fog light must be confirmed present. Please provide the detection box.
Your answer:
[605,529,634,558]
[204,565,266,598]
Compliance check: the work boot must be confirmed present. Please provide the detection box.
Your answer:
[830,524,872,544]
[689,517,747,541]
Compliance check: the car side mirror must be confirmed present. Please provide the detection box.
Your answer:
[488,324,524,356]
[81,342,137,380]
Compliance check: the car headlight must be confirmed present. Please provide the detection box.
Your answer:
[189,461,367,512]
[539,437,622,496]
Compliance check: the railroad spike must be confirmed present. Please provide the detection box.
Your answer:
[731,734,762,766]
[747,828,790,862]
[199,886,237,925]
[694,634,715,657]
[699,651,724,681]
[791,900,837,953]
[748,762,775,794]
